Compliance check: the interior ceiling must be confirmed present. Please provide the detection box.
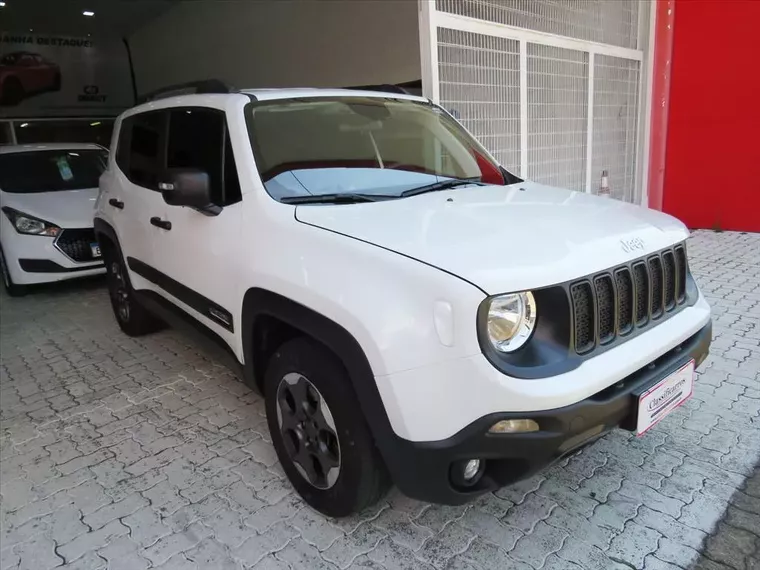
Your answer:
[0,0,175,38]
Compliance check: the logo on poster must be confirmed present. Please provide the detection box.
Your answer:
[78,84,106,102]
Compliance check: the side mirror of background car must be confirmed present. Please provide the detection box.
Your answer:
[159,168,221,216]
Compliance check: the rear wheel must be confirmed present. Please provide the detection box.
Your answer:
[103,242,163,336]
[265,337,390,517]
[0,247,26,297]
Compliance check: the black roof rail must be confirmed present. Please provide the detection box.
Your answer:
[344,83,410,95]
[137,79,233,104]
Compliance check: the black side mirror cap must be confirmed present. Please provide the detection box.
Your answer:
[160,168,221,216]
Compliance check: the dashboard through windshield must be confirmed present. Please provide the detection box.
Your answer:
[246,97,514,203]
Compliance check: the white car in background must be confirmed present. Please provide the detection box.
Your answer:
[0,143,107,296]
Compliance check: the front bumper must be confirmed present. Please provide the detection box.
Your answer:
[2,230,104,285]
[385,320,711,505]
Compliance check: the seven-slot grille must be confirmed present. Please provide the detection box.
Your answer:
[54,228,99,263]
[570,244,689,354]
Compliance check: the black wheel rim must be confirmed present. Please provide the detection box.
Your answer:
[109,260,130,322]
[276,372,341,489]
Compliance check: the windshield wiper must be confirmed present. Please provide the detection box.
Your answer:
[280,193,397,204]
[400,177,484,198]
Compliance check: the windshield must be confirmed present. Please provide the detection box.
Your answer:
[248,97,513,201]
[0,149,107,193]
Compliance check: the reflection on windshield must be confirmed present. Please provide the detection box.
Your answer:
[266,168,462,201]
[249,97,511,201]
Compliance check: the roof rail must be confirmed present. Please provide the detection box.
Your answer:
[137,79,232,104]
[344,83,410,95]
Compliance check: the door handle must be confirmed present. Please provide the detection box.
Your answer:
[150,217,172,230]
[108,198,124,209]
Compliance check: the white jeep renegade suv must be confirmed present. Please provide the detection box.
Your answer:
[95,84,712,517]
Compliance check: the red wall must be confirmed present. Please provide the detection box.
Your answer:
[662,0,760,232]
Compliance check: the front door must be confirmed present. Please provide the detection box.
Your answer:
[150,106,244,355]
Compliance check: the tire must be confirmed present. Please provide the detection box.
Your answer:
[1,77,25,106]
[102,242,163,336]
[264,337,390,517]
[51,72,62,91]
[0,247,27,297]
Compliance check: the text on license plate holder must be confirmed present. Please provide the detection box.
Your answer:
[636,359,695,436]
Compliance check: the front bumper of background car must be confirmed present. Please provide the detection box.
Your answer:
[381,319,711,505]
[2,231,105,285]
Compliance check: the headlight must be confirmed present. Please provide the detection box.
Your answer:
[2,207,61,237]
[486,291,537,352]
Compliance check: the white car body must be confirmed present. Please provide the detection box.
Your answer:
[95,88,712,509]
[0,144,106,288]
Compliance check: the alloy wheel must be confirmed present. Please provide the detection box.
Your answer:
[110,260,130,322]
[276,372,341,489]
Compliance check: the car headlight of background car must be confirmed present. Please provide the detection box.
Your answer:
[485,291,537,352]
[2,207,62,237]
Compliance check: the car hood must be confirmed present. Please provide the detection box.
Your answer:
[0,187,99,229]
[295,181,690,294]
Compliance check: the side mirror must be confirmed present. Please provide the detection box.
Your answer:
[159,168,221,216]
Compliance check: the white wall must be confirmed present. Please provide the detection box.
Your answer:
[128,0,421,95]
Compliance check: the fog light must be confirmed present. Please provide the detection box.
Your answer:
[489,419,539,433]
[463,459,481,481]
[450,458,485,488]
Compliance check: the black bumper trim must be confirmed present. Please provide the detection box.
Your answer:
[19,258,105,274]
[384,319,712,505]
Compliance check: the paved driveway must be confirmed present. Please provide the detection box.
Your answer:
[1,230,759,570]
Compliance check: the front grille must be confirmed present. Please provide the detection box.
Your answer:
[614,269,633,335]
[675,247,687,302]
[594,275,615,344]
[55,228,98,263]
[633,262,649,325]
[648,256,664,319]
[570,244,689,354]
[572,282,595,354]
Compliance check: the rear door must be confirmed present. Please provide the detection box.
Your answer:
[149,106,243,351]
[102,110,169,292]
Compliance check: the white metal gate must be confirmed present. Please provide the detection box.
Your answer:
[420,0,652,204]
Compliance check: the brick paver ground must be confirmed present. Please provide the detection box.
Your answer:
[1,230,758,570]
[691,463,759,570]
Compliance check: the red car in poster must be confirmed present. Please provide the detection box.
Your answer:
[0,51,61,106]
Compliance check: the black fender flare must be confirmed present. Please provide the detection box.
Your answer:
[94,217,119,248]
[241,288,402,475]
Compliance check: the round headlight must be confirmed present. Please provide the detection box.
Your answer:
[486,292,537,352]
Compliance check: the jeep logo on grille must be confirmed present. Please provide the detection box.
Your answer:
[621,237,645,253]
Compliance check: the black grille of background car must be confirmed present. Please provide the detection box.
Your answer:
[55,229,99,263]
[570,244,689,354]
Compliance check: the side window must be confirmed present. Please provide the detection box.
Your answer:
[114,118,131,174]
[167,108,241,206]
[128,111,166,190]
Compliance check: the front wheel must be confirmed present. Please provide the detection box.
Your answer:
[103,243,163,336]
[265,337,390,517]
